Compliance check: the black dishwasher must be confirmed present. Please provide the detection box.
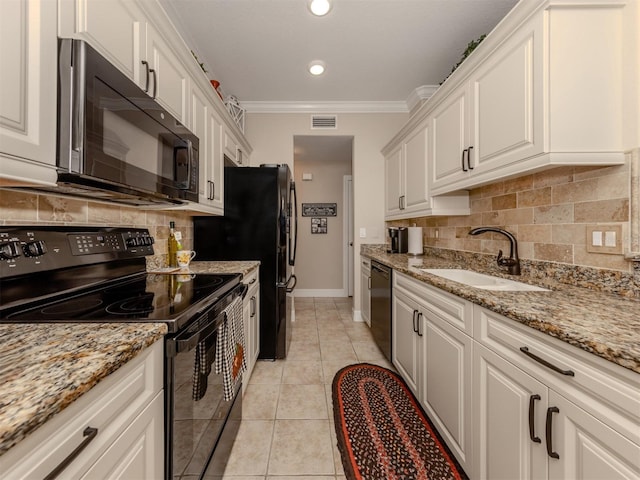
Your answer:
[370,261,392,361]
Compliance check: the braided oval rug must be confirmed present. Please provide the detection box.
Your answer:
[332,363,468,480]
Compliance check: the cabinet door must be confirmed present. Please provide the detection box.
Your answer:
[422,311,473,471]
[403,125,431,214]
[208,111,224,210]
[547,392,640,480]
[249,286,260,368]
[146,23,188,125]
[391,290,421,396]
[0,0,57,184]
[384,146,403,217]
[58,0,146,88]
[81,392,164,479]
[360,267,371,326]
[469,15,543,175]
[190,84,211,205]
[429,84,469,194]
[473,343,548,480]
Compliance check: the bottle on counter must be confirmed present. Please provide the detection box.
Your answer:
[168,221,183,267]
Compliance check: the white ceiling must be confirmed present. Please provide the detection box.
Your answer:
[162,0,519,111]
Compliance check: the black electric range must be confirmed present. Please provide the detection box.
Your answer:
[0,226,245,479]
[0,226,241,333]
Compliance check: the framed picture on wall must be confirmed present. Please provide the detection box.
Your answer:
[311,217,327,234]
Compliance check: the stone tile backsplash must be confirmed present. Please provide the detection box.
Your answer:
[390,152,638,279]
[0,190,193,268]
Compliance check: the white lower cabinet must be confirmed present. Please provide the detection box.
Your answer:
[360,257,371,326]
[390,271,640,480]
[392,271,473,473]
[242,268,260,394]
[0,340,164,479]
[473,342,548,479]
[391,288,423,396]
[474,307,640,480]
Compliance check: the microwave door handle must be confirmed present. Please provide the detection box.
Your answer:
[174,139,192,189]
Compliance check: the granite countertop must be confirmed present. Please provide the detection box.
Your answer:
[362,247,640,374]
[0,323,167,455]
[188,260,260,277]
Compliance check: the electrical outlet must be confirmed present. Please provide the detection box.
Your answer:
[586,224,623,254]
[359,228,366,238]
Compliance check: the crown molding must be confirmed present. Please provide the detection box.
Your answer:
[241,100,409,114]
[406,85,440,112]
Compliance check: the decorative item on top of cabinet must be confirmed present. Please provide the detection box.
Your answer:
[0,0,58,187]
[224,95,246,133]
[426,0,627,196]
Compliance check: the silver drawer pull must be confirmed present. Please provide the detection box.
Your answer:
[520,346,575,376]
[44,426,98,480]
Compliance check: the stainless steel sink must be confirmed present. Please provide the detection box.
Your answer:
[420,269,549,292]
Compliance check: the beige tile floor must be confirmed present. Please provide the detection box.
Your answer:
[220,297,394,480]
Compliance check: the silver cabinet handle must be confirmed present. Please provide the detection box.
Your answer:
[367,276,371,289]
[250,295,257,317]
[44,426,98,480]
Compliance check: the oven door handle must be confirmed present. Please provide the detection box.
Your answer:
[168,314,223,355]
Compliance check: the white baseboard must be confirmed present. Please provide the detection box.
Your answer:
[294,289,347,297]
[353,310,365,322]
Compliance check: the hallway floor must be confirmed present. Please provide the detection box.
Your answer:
[219,297,393,479]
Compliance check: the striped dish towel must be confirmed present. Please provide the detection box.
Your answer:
[214,296,246,401]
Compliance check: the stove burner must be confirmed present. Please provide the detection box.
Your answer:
[106,293,155,316]
[40,298,104,316]
[193,276,224,290]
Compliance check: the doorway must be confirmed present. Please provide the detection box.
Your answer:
[293,135,354,297]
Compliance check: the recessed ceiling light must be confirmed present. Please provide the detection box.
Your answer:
[308,61,326,75]
[308,0,332,16]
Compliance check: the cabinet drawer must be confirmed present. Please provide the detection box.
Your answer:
[361,257,371,273]
[394,271,473,335]
[242,268,259,287]
[475,307,640,444]
[0,341,164,479]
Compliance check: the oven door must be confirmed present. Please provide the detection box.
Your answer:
[165,305,242,479]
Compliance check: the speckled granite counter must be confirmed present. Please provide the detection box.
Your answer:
[187,260,260,277]
[362,246,640,374]
[0,323,166,455]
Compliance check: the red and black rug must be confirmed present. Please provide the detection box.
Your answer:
[332,363,468,480]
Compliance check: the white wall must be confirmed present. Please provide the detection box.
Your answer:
[244,112,408,313]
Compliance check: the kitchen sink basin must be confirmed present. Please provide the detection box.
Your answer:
[420,269,549,292]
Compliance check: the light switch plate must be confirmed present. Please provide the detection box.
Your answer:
[586,224,623,254]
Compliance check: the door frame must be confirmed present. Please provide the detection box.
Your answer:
[343,175,354,297]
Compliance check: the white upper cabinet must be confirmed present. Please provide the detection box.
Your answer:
[59,0,190,126]
[58,0,146,88]
[393,0,628,197]
[383,124,470,220]
[0,0,58,186]
[145,22,189,125]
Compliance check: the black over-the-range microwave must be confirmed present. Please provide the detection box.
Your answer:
[33,38,199,206]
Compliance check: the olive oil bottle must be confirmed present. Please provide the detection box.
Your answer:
[168,221,182,267]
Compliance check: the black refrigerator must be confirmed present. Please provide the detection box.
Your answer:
[193,165,298,359]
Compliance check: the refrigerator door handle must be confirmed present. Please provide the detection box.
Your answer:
[289,181,298,266]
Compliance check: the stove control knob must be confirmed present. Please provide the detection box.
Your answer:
[0,241,22,260]
[125,237,138,248]
[24,240,47,257]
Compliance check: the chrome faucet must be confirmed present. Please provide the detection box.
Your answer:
[469,227,521,275]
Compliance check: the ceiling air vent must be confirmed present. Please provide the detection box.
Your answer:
[311,115,337,129]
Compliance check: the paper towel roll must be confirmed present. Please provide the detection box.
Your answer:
[408,227,423,255]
